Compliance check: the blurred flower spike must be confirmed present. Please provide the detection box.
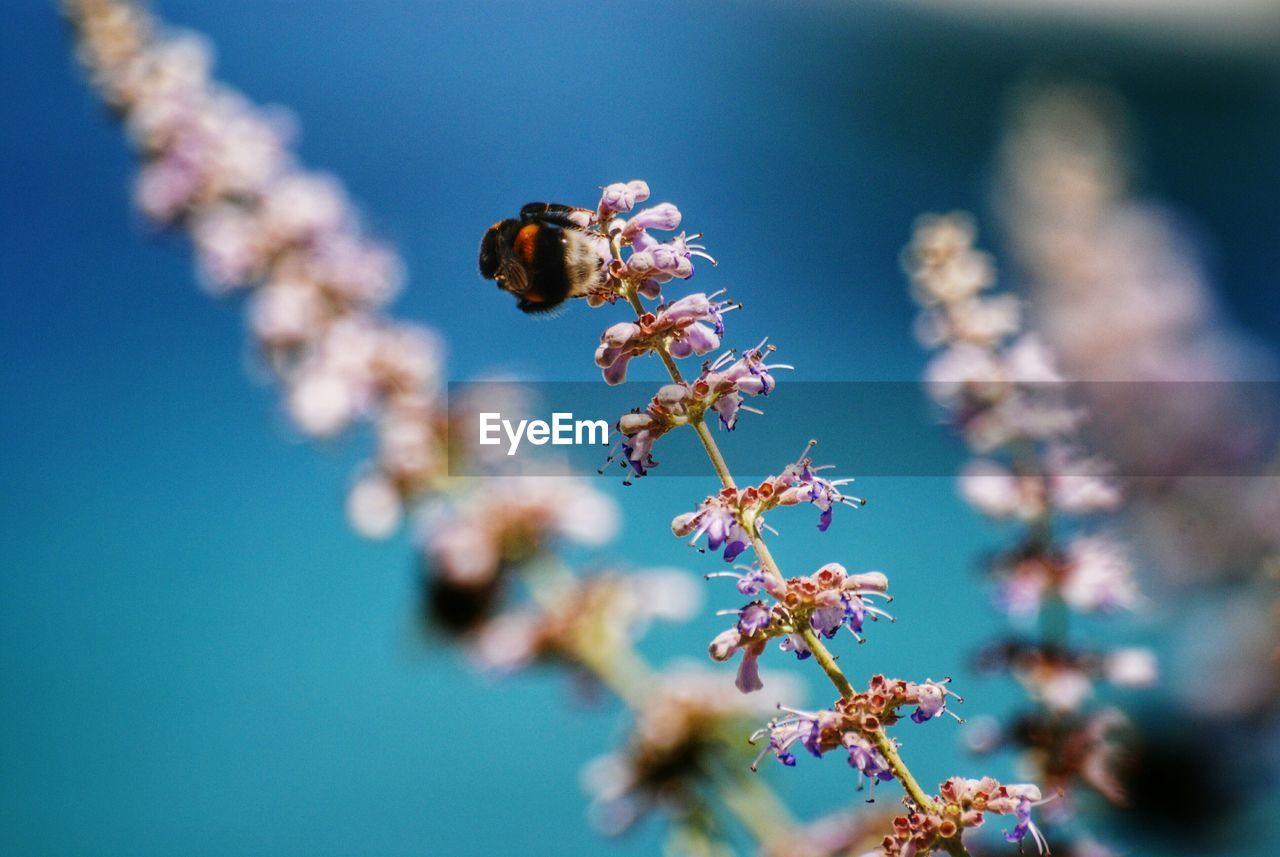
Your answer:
[905,210,1155,851]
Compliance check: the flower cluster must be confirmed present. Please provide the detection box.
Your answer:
[998,86,1280,729]
[571,180,716,306]
[581,666,794,835]
[417,476,620,636]
[974,640,1156,714]
[595,291,736,384]
[707,564,891,692]
[987,535,1139,620]
[599,183,716,297]
[905,213,1146,623]
[748,674,963,780]
[608,344,790,477]
[470,570,701,673]
[883,777,1050,856]
[906,212,1154,850]
[673,448,866,561]
[706,567,896,695]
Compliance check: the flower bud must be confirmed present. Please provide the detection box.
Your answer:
[708,628,742,661]
[598,180,650,214]
[626,202,682,234]
[618,412,656,435]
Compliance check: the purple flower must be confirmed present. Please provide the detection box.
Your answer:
[598,180,650,214]
[624,232,716,283]
[663,291,733,359]
[704,564,783,599]
[708,627,742,661]
[592,292,735,384]
[809,588,893,643]
[908,679,964,724]
[707,627,767,693]
[595,321,643,385]
[735,643,765,693]
[708,603,778,694]
[757,565,895,645]
[614,413,662,477]
[778,632,812,661]
[842,733,895,789]
[626,245,691,280]
[672,496,752,562]
[990,786,1049,854]
[635,278,663,300]
[736,566,770,596]
[622,202,682,237]
[719,340,787,394]
[776,444,866,531]
[812,599,853,637]
[749,707,838,770]
[1003,800,1034,845]
[736,601,772,636]
[673,324,719,359]
[607,383,698,478]
[699,343,792,430]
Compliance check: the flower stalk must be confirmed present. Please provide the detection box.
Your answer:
[593,186,1039,855]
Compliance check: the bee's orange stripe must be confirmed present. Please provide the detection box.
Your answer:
[514,224,539,264]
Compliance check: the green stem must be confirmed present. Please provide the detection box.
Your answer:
[872,731,972,855]
[691,418,739,492]
[871,730,936,813]
[798,626,855,698]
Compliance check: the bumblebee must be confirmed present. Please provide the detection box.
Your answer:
[479,203,606,314]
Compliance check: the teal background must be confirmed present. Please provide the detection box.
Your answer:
[3,2,1278,855]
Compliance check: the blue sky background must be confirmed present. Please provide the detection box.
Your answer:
[3,2,1279,855]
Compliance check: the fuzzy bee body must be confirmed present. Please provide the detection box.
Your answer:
[479,203,606,314]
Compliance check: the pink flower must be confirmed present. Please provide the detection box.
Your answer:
[1062,535,1138,613]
